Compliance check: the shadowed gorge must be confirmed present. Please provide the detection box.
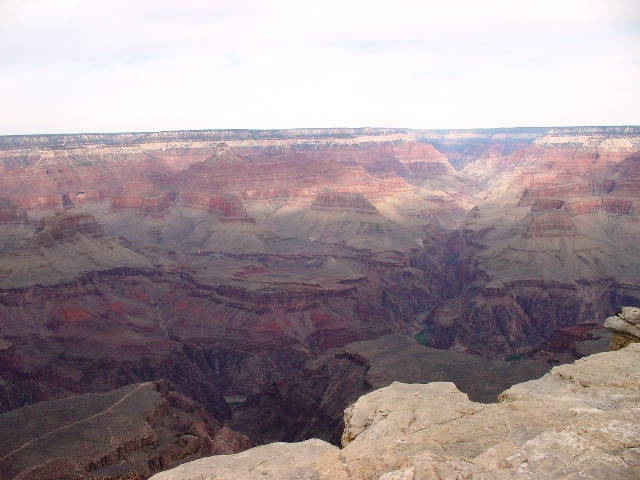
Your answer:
[0,126,638,478]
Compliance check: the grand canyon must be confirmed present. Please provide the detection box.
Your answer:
[0,126,639,479]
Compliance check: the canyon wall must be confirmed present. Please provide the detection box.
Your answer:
[0,126,638,471]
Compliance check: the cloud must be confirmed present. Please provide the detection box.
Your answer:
[0,0,638,133]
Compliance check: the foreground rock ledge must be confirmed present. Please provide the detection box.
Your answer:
[151,344,640,480]
[605,306,640,350]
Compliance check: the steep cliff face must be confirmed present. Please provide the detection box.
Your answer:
[150,343,640,480]
[0,224,449,419]
[227,334,557,446]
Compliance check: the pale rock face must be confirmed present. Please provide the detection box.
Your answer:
[148,439,351,480]
[622,307,640,325]
[604,307,640,350]
[150,344,640,480]
[343,344,640,479]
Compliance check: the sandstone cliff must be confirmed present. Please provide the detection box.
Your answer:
[150,343,640,480]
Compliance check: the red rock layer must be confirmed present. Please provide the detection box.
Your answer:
[180,192,255,222]
[524,212,580,238]
[311,192,377,213]
[0,132,465,218]
[34,212,103,246]
[601,198,634,215]
[518,184,592,206]
[111,180,174,214]
[0,200,28,223]
[563,198,601,215]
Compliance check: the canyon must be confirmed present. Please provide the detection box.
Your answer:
[150,342,640,480]
[0,126,638,478]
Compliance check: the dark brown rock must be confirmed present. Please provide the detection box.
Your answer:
[0,381,252,480]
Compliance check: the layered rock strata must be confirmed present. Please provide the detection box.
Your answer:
[0,126,639,448]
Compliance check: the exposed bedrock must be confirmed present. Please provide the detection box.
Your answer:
[228,334,555,447]
[529,198,564,211]
[523,211,580,238]
[179,191,255,222]
[311,191,378,213]
[33,211,103,246]
[415,223,627,358]
[111,180,175,215]
[0,199,29,224]
[228,350,372,445]
[604,306,640,350]
[605,152,640,197]
[0,330,234,421]
[563,197,601,215]
[151,343,640,480]
[0,130,474,224]
[602,197,635,215]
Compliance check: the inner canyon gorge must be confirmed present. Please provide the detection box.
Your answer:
[0,126,639,479]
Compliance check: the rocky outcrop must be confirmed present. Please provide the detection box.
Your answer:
[213,282,356,313]
[0,199,29,223]
[604,306,640,350]
[150,439,350,480]
[563,198,601,215]
[151,343,640,480]
[311,192,378,213]
[111,180,175,215]
[602,198,634,215]
[33,211,103,246]
[180,192,255,222]
[434,130,640,357]
[0,258,422,418]
[227,345,375,446]
[530,198,564,211]
[0,381,252,480]
[524,211,580,238]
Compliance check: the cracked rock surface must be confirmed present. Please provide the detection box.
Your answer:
[148,439,350,480]
[151,344,640,479]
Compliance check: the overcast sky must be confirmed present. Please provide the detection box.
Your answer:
[1,0,639,134]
